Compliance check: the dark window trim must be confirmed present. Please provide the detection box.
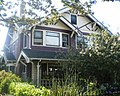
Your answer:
[62,34,69,47]
[71,14,77,25]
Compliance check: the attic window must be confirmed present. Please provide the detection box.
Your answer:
[71,14,77,25]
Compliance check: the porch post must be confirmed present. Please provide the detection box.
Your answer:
[40,65,41,86]
[20,60,27,81]
[8,66,10,72]
[37,63,40,86]
[31,62,37,84]
[25,65,27,80]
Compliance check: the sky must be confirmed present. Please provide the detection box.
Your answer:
[0,25,8,55]
[92,1,120,34]
[0,0,120,54]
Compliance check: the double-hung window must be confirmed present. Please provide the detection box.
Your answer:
[77,35,89,48]
[34,30,43,45]
[62,34,68,47]
[24,34,27,48]
[46,32,60,46]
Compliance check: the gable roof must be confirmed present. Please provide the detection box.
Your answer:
[30,7,112,36]
[58,7,112,35]
[60,16,83,36]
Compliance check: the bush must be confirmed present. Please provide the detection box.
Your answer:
[9,82,50,96]
[50,83,80,96]
[0,70,21,93]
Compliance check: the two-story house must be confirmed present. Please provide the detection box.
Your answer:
[3,6,111,86]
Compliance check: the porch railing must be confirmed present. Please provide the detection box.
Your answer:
[41,79,63,87]
[41,79,52,87]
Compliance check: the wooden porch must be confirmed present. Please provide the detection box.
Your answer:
[38,62,64,87]
[20,61,64,87]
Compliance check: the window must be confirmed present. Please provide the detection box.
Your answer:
[46,32,60,46]
[24,33,31,48]
[77,35,89,48]
[62,34,68,47]
[77,36,84,48]
[75,0,79,2]
[34,30,43,45]
[71,15,77,24]
[24,34,27,48]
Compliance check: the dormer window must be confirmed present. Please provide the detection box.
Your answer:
[71,14,77,25]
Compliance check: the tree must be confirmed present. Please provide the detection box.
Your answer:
[63,30,120,85]
[0,0,95,31]
[0,55,4,70]
[103,0,120,1]
[90,31,120,84]
[0,0,53,29]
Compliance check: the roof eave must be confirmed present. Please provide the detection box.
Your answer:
[30,58,66,61]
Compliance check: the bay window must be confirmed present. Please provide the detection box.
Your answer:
[34,30,43,45]
[24,34,27,48]
[46,32,60,46]
[33,30,69,47]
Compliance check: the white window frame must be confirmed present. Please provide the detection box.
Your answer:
[32,29,69,48]
[32,29,43,46]
[23,33,31,49]
[23,34,27,48]
[28,33,31,49]
[46,31,60,46]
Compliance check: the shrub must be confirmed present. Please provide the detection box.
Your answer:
[9,82,50,96]
[50,83,80,96]
[0,70,21,93]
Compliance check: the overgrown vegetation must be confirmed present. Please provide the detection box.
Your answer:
[61,30,120,85]
[0,70,50,96]
[54,30,120,95]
